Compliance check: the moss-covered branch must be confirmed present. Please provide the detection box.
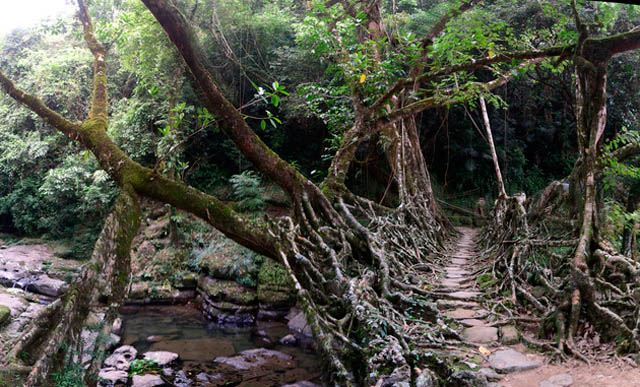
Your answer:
[77,0,108,122]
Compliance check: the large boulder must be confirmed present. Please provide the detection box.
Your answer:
[0,291,28,316]
[131,374,165,387]
[446,371,489,387]
[257,260,295,308]
[103,345,138,371]
[143,351,179,366]
[286,309,312,337]
[129,282,150,300]
[488,349,541,373]
[198,276,257,305]
[199,297,257,324]
[197,251,255,281]
[98,368,129,386]
[27,274,68,297]
[214,348,292,370]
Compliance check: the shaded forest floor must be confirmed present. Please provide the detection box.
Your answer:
[500,360,640,387]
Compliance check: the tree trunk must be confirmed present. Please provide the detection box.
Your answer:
[479,96,507,199]
[3,189,141,386]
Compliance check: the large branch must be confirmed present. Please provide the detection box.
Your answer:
[141,0,308,198]
[77,0,108,121]
[377,58,543,127]
[0,71,79,137]
[370,29,640,113]
[609,142,640,163]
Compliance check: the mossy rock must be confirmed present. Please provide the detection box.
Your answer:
[0,305,10,326]
[154,247,188,263]
[530,286,548,298]
[173,272,197,289]
[198,276,257,305]
[144,217,170,239]
[257,286,295,307]
[257,260,293,290]
[129,282,150,299]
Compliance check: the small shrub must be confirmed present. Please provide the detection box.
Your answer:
[128,358,159,376]
[230,170,265,212]
[52,361,84,387]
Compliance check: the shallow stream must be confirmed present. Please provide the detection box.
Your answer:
[120,305,323,386]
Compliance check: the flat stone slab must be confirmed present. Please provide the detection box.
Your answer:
[446,273,467,279]
[437,299,479,309]
[446,267,470,274]
[98,368,128,386]
[451,258,468,265]
[539,374,573,387]
[445,309,480,319]
[489,349,541,373]
[460,318,486,327]
[462,326,498,343]
[447,291,480,300]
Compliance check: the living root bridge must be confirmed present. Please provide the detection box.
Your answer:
[264,189,477,386]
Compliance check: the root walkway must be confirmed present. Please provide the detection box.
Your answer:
[434,227,555,386]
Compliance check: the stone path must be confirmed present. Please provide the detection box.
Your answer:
[437,228,499,344]
[435,227,558,386]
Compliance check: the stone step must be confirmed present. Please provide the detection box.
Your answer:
[440,281,473,290]
[460,318,486,327]
[437,299,479,309]
[444,308,488,319]
[437,285,472,293]
[451,259,468,265]
[462,326,498,343]
[446,268,471,275]
[446,291,481,300]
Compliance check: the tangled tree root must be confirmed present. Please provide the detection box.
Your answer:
[477,182,640,363]
[267,192,484,386]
